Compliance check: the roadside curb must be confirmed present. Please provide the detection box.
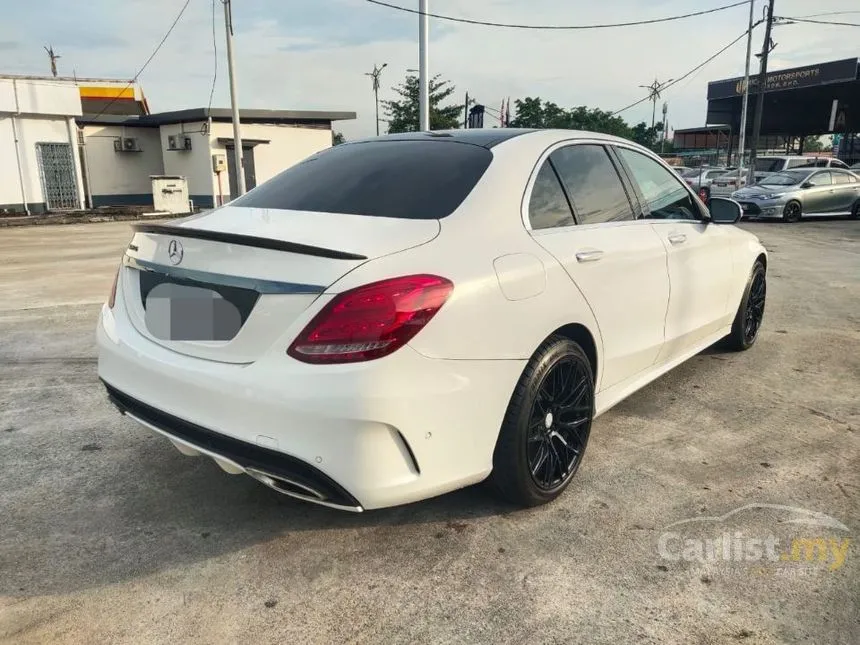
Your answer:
[0,212,189,228]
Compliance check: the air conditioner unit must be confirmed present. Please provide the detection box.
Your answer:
[167,134,180,150]
[113,138,123,152]
[182,136,193,151]
[122,137,140,152]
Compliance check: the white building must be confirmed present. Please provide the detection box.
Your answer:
[0,77,87,213]
[79,108,355,209]
[1,74,355,213]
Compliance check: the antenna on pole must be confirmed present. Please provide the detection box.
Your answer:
[365,63,387,136]
[44,45,60,77]
[638,78,672,131]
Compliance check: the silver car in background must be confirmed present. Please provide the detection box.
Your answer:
[683,167,730,196]
[732,168,860,222]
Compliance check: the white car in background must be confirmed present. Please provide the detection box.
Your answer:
[98,130,767,511]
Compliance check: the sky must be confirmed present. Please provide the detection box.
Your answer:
[2,0,859,139]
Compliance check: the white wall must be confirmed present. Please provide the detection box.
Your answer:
[159,121,215,204]
[81,124,163,204]
[0,79,82,116]
[0,78,84,212]
[0,114,78,211]
[209,122,332,200]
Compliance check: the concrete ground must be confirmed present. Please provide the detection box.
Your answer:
[1,220,858,644]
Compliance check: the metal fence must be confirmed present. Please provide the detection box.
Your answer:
[35,142,79,210]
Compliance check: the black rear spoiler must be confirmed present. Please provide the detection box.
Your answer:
[133,223,367,261]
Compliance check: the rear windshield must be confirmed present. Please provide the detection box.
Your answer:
[754,158,785,172]
[232,140,493,219]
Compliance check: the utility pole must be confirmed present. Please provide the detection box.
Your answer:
[748,0,776,184]
[464,91,469,128]
[661,102,668,153]
[44,46,60,77]
[223,0,245,196]
[639,78,672,131]
[365,63,387,136]
[735,0,755,186]
[418,0,429,131]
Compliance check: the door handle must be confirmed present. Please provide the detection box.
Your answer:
[575,249,604,263]
[668,233,687,245]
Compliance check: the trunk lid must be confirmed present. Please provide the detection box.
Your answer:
[119,206,440,364]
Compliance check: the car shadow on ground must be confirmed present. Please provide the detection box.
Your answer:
[2,415,517,598]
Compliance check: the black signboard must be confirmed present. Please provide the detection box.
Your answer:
[707,58,858,100]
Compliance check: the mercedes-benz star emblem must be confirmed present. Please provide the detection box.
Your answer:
[167,239,184,265]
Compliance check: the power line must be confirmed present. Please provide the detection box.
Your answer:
[789,10,860,19]
[776,16,860,27]
[612,27,755,116]
[366,0,750,30]
[91,0,192,120]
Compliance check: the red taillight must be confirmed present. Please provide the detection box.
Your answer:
[288,274,453,364]
[107,267,120,309]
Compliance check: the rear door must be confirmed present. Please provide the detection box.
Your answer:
[525,142,669,391]
[830,170,859,212]
[614,145,735,360]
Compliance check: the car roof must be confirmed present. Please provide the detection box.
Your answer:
[347,128,650,150]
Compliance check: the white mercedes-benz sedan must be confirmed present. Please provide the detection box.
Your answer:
[97,129,767,512]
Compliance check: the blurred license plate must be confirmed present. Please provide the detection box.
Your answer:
[144,282,241,341]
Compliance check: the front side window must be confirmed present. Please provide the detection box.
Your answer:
[808,171,832,186]
[528,161,575,230]
[616,147,702,221]
[549,145,633,225]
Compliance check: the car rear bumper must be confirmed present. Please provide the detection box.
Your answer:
[97,304,524,510]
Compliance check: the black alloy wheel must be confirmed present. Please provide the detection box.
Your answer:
[743,270,766,345]
[724,261,766,352]
[783,201,802,223]
[851,200,860,220]
[527,356,591,491]
[492,336,594,507]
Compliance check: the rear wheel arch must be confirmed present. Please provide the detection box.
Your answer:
[756,252,767,272]
[545,323,598,383]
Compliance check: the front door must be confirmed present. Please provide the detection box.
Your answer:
[614,146,735,360]
[803,171,834,214]
[227,145,257,201]
[526,143,670,391]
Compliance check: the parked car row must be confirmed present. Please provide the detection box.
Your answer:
[711,156,852,196]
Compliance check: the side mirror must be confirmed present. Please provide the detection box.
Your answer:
[801,181,813,189]
[708,197,742,224]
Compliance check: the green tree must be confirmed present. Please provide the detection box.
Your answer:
[629,121,664,149]
[802,135,824,152]
[332,131,345,145]
[383,74,463,133]
[510,97,633,139]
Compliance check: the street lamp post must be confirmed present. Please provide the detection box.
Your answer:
[418,0,429,131]
[365,63,387,136]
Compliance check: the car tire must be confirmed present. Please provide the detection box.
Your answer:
[782,200,802,223]
[723,261,766,352]
[850,199,860,220]
[491,335,594,507]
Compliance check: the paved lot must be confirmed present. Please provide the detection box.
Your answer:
[1,220,858,644]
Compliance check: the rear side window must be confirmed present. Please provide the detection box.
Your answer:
[549,145,633,225]
[232,140,492,219]
[528,161,575,229]
[831,159,848,169]
[788,158,811,168]
[833,172,851,184]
